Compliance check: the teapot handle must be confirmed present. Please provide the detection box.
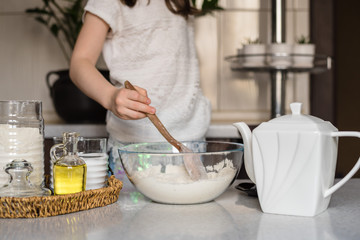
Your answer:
[324,131,360,198]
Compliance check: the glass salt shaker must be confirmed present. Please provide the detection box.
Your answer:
[50,132,87,195]
[0,159,51,197]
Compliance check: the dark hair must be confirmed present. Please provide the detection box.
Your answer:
[119,0,199,19]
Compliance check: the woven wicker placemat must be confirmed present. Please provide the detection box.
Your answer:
[0,175,123,218]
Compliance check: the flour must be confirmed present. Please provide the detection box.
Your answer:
[0,124,44,186]
[130,159,236,204]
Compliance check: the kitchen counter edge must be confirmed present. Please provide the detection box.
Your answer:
[44,123,242,139]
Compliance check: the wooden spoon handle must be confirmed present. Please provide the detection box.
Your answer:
[124,80,182,152]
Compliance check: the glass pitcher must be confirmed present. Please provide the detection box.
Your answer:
[0,100,44,187]
[50,132,87,195]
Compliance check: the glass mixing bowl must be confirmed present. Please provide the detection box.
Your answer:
[118,141,243,204]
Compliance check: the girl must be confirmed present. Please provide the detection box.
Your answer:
[69,0,211,185]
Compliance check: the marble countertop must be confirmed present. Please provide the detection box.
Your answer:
[1,179,360,240]
[44,123,242,139]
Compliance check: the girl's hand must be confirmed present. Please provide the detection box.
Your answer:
[109,85,156,120]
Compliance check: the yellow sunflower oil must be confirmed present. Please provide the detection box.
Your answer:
[50,132,87,195]
[54,164,87,195]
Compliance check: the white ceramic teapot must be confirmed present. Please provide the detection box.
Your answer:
[233,102,360,217]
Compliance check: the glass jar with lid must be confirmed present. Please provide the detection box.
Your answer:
[0,101,44,187]
[0,159,51,197]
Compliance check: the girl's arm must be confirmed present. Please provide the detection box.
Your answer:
[69,12,155,120]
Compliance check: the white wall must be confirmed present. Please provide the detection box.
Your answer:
[0,0,310,124]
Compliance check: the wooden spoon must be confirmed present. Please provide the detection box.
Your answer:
[124,80,207,181]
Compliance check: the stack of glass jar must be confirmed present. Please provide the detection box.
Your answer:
[0,101,44,187]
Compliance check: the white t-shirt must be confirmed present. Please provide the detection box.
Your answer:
[84,0,211,142]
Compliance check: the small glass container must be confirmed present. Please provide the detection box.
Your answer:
[0,159,51,197]
[50,132,87,195]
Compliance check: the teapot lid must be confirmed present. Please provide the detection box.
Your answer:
[269,102,324,124]
[261,102,337,132]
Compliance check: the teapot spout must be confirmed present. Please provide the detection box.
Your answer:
[233,122,256,183]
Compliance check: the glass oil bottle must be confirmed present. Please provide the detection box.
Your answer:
[50,132,86,195]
